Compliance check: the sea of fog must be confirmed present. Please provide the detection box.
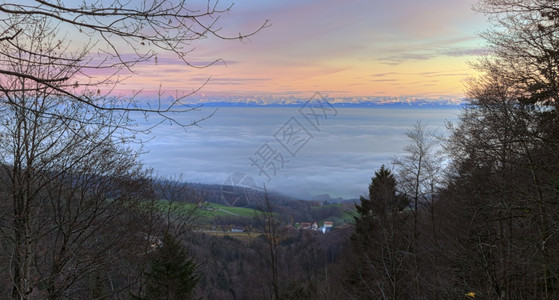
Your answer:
[131,106,461,200]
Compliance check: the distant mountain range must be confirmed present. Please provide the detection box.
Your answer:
[134,94,465,108]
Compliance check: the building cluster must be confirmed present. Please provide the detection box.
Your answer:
[297,221,333,233]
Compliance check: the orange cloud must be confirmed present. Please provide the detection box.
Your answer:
[102,0,488,99]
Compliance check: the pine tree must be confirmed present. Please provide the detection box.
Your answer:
[345,165,412,299]
[143,234,200,300]
[355,165,405,221]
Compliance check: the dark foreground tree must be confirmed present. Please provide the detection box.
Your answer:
[356,165,407,219]
[0,15,153,298]
[0,1,264,298]
[435,0,559,297]
[442,73,559,299]
[474,0,559,110]
[0,12,203,299]
[142,234,199,300]
[344,165,411,299]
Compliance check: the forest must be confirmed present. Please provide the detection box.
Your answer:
[1,0,559,299]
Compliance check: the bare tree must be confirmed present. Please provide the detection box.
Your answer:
[443,70,559,298]
[394,121,443,243]
[0,16,161,299]
[0,2,267,297]
[473,0,559,111]
[438,1,559,296]
[392,121,444,297]
[253,194,287,300]
[0,0,269,128]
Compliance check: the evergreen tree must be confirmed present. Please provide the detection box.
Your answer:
[345,165,412,299]
[355,165,406,221]
[143,234,200,300]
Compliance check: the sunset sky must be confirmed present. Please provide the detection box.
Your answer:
[117,0,489,100]
[87,0,491,198]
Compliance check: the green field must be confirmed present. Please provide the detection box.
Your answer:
[153,200,356,226]
[205,202,260,217]
[153,200,260,218]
